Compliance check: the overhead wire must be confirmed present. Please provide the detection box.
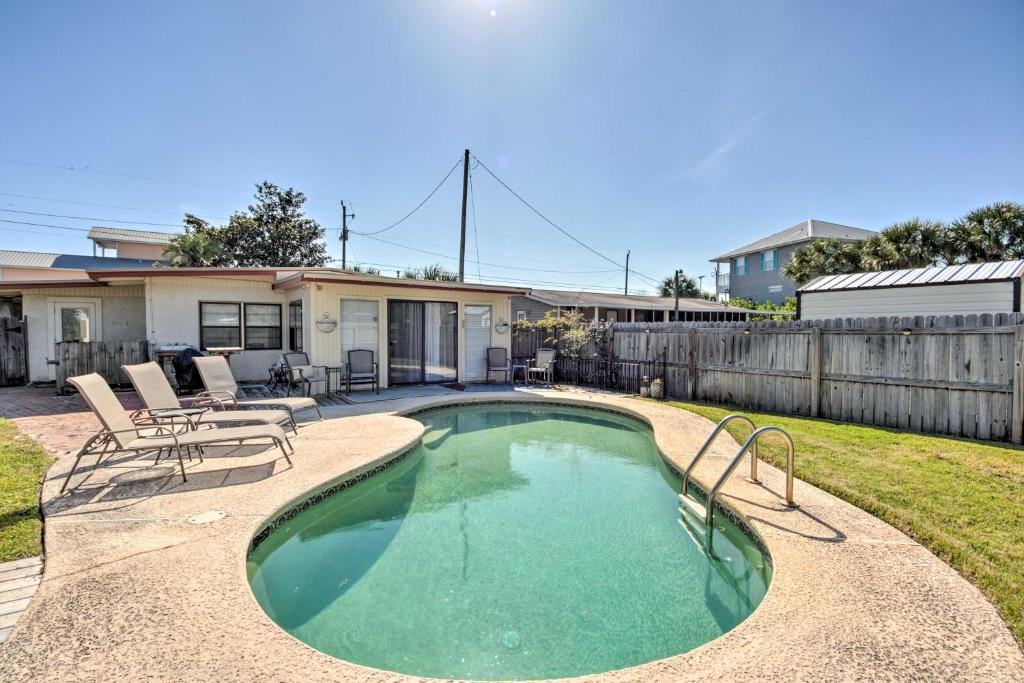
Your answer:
[0,208,181,228]
[353,157,463,236]
[468,167,482,282]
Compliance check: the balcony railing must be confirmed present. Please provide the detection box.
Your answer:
[716,273,730,292]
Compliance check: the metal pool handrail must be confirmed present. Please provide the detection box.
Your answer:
[704,426,797,525]
[680,414,758,497]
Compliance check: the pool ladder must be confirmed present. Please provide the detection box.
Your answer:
[678,415,797,526]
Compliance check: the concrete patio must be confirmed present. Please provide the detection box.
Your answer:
[0,386,1021,681]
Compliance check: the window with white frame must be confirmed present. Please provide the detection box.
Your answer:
[733,255,747,276]
[760,249,777,271]
[516,310,528,321]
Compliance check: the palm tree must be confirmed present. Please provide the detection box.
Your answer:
[163,233,224,267]
[658,272,702,298]
[782,238,863,285]
[859,219,945,271]
[946,202,1024,264]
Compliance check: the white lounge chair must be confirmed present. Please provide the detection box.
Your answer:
[527,348,556,385]
[192,355,323,423]
[61,373,293,492]
[122,362,297,434]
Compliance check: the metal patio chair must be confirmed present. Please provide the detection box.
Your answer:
[280,352,328,397]
[192,355,323,423]
[486,347,511,384]
[61,373,293,492]
[345,349,379,394]
[122,362,296,434]
[527,348,556,385]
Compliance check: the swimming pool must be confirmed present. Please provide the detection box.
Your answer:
[247,403,771,680]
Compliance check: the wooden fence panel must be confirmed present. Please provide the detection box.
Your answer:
[609,315,1024,443]
[0,318,26,387]
[55,340,149,393]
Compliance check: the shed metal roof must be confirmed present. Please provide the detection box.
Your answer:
[88,226,179,246]
[0,250,160,270]
[712,220,876,262]
[799,260,1024,293]
[526,289,766,314]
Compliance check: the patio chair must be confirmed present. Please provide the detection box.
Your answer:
[61,373,292,492]
[527,348,556,385]
[122,362,297,435]
[192,355,323,422]
[280,352,328,397]
[486,347,510,384]
[345,349,379,394]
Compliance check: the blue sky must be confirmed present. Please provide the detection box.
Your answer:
[1,1,1021,294]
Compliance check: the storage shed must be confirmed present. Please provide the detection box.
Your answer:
[797,260,1024,320]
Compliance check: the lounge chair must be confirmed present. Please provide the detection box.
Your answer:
[61,373,293,492]
[280,352,328,397]
[486,347,510,384]
[122,362,297,435]
[192,355,323,422]
[527,348,556,385]
[345,349,379,394]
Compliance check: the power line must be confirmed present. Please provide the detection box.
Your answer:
[357,233,622,274]
[0,191,228,221]
[0,157,252,192]
[0,218,92,232]
[471,154,663,287]
[353,157,463,236]
[468,168,482,282]
[0,208,181,228]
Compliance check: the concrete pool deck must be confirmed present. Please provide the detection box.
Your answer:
[0,389,1021,681]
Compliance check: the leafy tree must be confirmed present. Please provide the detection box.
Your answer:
[181,182,329,267]
[162,232,224,267]
[859,218,946,271]
[728,296,797,321]
[946,201,1024,263]
[782,238,863,285]
[657,272,703,298]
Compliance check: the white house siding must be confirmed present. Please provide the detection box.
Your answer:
[22,284,146,382]
[799,281,1015,320]
[304,280,513,388]
[146,276,286,382]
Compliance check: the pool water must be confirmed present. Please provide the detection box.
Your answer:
[247,404,771,680]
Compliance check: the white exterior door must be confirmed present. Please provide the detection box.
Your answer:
[464,305,492,382]
[340,299,379,369]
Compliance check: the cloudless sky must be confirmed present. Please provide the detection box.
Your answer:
[1,0,1021,294]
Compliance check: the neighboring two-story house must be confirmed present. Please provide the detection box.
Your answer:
[711,219,876,305]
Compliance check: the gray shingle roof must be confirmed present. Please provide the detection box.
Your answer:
[0,250,160,270]
[712,220,876,262]
[88,226,178,245]
[527,289,761,313]
[799,260,1024,292]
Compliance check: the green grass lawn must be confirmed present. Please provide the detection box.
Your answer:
[0,418,52,563]
[657,399,1024,648]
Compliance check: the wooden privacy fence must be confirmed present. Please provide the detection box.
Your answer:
[0,317,27,386]
[54,340,149,394]
[612,313,1024,444]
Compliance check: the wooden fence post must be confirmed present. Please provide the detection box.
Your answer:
[687,328,698,400]
[809,326,822,417]
[1012,325,1024,444]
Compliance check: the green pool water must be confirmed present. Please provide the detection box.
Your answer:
[247,404,771,680]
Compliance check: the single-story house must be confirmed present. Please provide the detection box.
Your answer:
[511,289,763,323]
[796,260,1024,320]
[0,265,525,388]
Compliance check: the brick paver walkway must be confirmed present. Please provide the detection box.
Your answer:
[0,385,141,455]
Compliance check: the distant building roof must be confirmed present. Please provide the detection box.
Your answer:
[712,220,876,262]
[0,250,159,270]
[799,260,1024,293]
[88,226,179,246]
[526,288,767,314]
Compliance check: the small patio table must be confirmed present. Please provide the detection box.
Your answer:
[511,363,528,385]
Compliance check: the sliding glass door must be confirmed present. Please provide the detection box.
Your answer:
[388,301,457,385]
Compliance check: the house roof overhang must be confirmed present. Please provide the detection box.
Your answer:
[273,272,528,295]
[0,279,108,293]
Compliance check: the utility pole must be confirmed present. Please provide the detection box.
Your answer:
[698,274,705,293]
[674,269,680,321]
[624,250,630,294]
[458,149,470,282]
[339,200,355,269]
